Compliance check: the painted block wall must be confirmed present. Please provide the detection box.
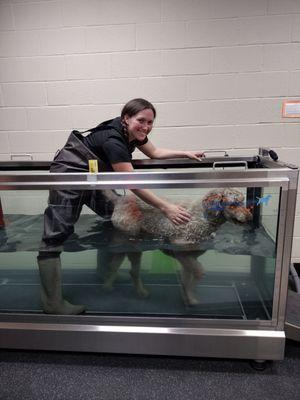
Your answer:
[0,0,300,260]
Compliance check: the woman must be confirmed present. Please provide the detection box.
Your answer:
[38,98,205,314]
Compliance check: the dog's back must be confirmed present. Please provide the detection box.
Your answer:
[111,195,215,242]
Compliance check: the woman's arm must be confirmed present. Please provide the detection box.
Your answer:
[112,162,191,225]
[138,140,205,161]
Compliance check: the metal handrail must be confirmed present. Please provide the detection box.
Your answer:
[213,161,248,170]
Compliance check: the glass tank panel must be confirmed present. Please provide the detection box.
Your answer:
[0,185,280,320]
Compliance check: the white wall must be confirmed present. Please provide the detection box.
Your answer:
[0,0,300,260]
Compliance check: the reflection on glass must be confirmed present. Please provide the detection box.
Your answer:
[0,186,279,320]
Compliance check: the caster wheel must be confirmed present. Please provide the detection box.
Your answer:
[250,359,268,371]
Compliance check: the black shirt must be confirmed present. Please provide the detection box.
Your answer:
[82,117,148,168]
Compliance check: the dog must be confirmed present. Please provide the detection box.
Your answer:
[103,188,252,305]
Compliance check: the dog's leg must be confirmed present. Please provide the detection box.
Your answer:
[163,250,202,306]
[178,252,205,306]
[187,251,205,280]
[127,252,149,298]
[180,264,199,306]
[103,252,126,291]
[178,255,200,306]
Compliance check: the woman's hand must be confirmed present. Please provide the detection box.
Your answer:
[183,151,205,161]
[162,203,191,225]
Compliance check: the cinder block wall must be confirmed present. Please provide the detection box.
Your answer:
[0,0,300,260]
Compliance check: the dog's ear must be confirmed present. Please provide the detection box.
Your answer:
[222,188,245,206]
[222,188,252,223]
[202,190,224,221]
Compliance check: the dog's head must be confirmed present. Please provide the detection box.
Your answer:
[202,188,252,224]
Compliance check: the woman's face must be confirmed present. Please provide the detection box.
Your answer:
[124,108,155,142]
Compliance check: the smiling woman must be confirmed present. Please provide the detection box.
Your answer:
[37,98,205,314]
[74,97,205,225]
[121,98,156,144]
[124,108,154,143]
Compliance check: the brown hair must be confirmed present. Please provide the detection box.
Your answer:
[121,98,156,120]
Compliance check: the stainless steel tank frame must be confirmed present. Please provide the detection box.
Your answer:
[0,157,298,361]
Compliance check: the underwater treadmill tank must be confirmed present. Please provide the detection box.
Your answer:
[0,149,298,361]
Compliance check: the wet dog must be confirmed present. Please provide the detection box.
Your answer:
[104,188,252,305]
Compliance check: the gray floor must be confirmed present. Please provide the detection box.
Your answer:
[0,339,299,400]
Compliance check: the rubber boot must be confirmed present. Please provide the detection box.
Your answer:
[37,256,86,315]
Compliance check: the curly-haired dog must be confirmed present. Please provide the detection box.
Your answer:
[104,188,252,305]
